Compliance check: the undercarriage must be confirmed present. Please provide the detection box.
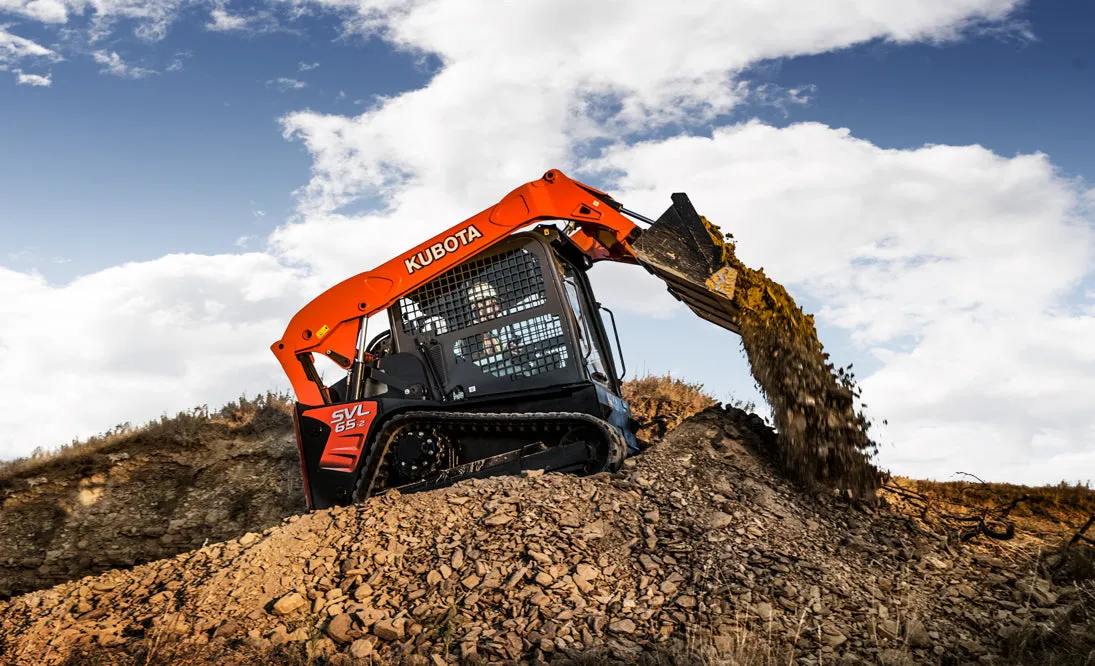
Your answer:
[353,411,627,500]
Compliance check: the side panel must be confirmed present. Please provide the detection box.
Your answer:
[297,400,380,509]
[308,401,379,472]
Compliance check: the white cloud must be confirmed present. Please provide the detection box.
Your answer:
[206,6,248,31]
[6,248,34,262]
[590,123,1095,484]
[298,60,318,72]
[14,68,50,85]
[277,0,1024,218]
[165,49,189,71]
[0,0,70,23]
[0,256,315,457]
[268,76,305,91]
[203,2,282,34]
[91,49,155,77]
[0,24,59,69]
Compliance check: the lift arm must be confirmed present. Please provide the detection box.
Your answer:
[272,168,743,406]
[271,169,650,405]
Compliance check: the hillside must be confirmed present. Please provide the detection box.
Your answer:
[1,398,1093,665]
[0,395,305,599]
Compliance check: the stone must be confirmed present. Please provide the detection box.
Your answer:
[608,619,636,634]
[287,627,310,643]
[271,592,306,616]
[349,638,375,658]
[267,625,289,646]
[326,613,356,644]
[708,512,734,529]
[754,602,775,621]
[879,619,900,639]
[373,619,405,641]
[239,533,260,547]
[213,620,240,638]
[823,632,847,648]
[306,637,336,660]
[352,584,373,601]
[904,619,931,648]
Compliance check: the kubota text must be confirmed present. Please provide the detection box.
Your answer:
[404,224,484,274]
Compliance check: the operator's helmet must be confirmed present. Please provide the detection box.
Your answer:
[467,281,499,304]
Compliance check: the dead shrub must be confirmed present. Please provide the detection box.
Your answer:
[623,373,717,440]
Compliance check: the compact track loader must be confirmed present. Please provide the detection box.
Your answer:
[273,170,742,509]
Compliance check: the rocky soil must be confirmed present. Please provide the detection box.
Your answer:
[0,405,305,599]
[2,407,1091,665]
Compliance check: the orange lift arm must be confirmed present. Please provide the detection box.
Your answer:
[271,169,647,406]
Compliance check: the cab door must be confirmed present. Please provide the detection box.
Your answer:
[559,260,622,394]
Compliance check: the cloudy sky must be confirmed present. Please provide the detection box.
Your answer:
[2,0,1092,485]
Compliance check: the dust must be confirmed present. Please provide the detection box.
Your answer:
[702,217,882,496]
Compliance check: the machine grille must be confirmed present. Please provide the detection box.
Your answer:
[398,246,547,337]
[452,314,569,380]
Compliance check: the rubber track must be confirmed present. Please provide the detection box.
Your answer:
[352,411,626,503]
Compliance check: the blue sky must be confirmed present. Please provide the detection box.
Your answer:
[7,1,1093,278]
[758,0,1094,177]
[1,0,1093,484]
[2,17,440,276]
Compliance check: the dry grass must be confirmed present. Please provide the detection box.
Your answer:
[58,638,314,665]
[888,476,1095,549]
[55,627,797,666]
[622,373,719,440]
[897,477,1095,522]
[1001,581,1095,665]
[0,391,294,484]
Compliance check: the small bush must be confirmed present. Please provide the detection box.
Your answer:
[623,373,718,440]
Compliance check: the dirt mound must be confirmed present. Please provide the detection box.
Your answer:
[704,217,882,495]
[3,407,1090,665]
[0,397,304,599]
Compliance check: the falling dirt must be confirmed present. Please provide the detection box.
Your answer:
[701,216,883,496]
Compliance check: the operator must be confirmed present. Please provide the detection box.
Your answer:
[465,281,512,358]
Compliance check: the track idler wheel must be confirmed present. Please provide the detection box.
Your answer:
[562,424,625,475]
[388,426,449,483]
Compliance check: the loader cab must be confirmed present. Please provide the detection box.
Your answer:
[382,228,624,403]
